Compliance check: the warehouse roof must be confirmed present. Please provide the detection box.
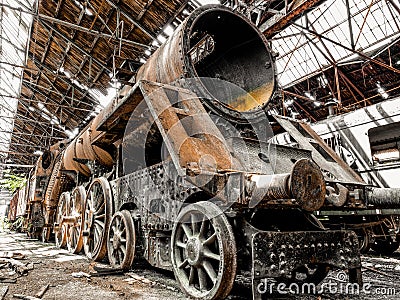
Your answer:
[0,0,399,173]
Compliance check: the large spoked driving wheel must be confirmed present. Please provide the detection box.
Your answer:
[67,186,86,254]
[83,177,113,261]
[107,210,136,270]
[55,192,70,248]
[171,201,237,300]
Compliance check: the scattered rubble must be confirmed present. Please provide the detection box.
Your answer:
[0,253,34,286]
[71,272,91,278]
[0,253,24,260]
[12,294,41,300]
[34,284,49,298]
[0,286,8,300]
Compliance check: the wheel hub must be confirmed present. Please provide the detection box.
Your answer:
[186,237,203,266]
[112,232,121,249]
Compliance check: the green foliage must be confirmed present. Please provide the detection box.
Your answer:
[0,217,11,231]
[0,170,27,193]
[10,216,24,232]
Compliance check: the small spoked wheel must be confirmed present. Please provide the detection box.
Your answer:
[356,228,371,254]
[83,177,113,261]
[171,201,237,300]
[55,192,70,248]
[107,210,136,270]
[67,186,86,254]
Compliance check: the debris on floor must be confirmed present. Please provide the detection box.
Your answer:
[0,254,35,285]
[0,232,186,300]
[34,284,49,298]
[12,294,41,300]
[0,258,34,276]
[71,271,91,278]
[0,286,8,300]
[0,253,24,260]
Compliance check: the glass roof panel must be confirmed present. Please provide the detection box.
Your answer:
[272,0,400,88]
[0,0,34,167]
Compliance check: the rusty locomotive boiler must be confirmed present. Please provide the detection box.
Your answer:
[24,5,367,299]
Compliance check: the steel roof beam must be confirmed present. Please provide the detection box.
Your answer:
[293,23,400,75]
[102,0,156,40]
[261,0,325,38]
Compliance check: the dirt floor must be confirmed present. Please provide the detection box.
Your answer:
[1,230,400,300]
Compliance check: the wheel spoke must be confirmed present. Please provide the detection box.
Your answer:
[203,232,217,246]
[203,248,220,261]
[72,231,77,245]
[176,241,186,248]
[203,261,217,284]
[189,266,195,285]
[89,193,95,209]
[191,214,198,235]
[94,220,105,229]
[181,224,192,238]
[198,267,207,291]
[179,259,189,269]
[118,249,123,263]
[199,216,207,237]
[114,217,119,230]
[95,213,105,220]
[94,227,100,242]
[96,201,105,214]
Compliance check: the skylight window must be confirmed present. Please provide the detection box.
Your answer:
[272,0,400,88]
[305,92,316,101]
[163,25,174,37]
[376,82,389,99]
[157,34,167,44]
[0,0,34,163]
[65,128,79,139]
[72,0,93,16]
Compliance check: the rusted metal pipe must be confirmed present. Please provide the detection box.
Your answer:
[63,110,114,176]
[247,159,326,211]
[366,187,400,207]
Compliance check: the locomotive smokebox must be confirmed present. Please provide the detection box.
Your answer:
[136,4,276,121]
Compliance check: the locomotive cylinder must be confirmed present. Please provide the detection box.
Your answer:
[247,159,326,211]
[366,187,400,207]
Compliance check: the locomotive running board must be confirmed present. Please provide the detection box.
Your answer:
[251,230,362,299]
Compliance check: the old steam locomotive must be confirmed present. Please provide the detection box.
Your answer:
[24,5,369,299]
